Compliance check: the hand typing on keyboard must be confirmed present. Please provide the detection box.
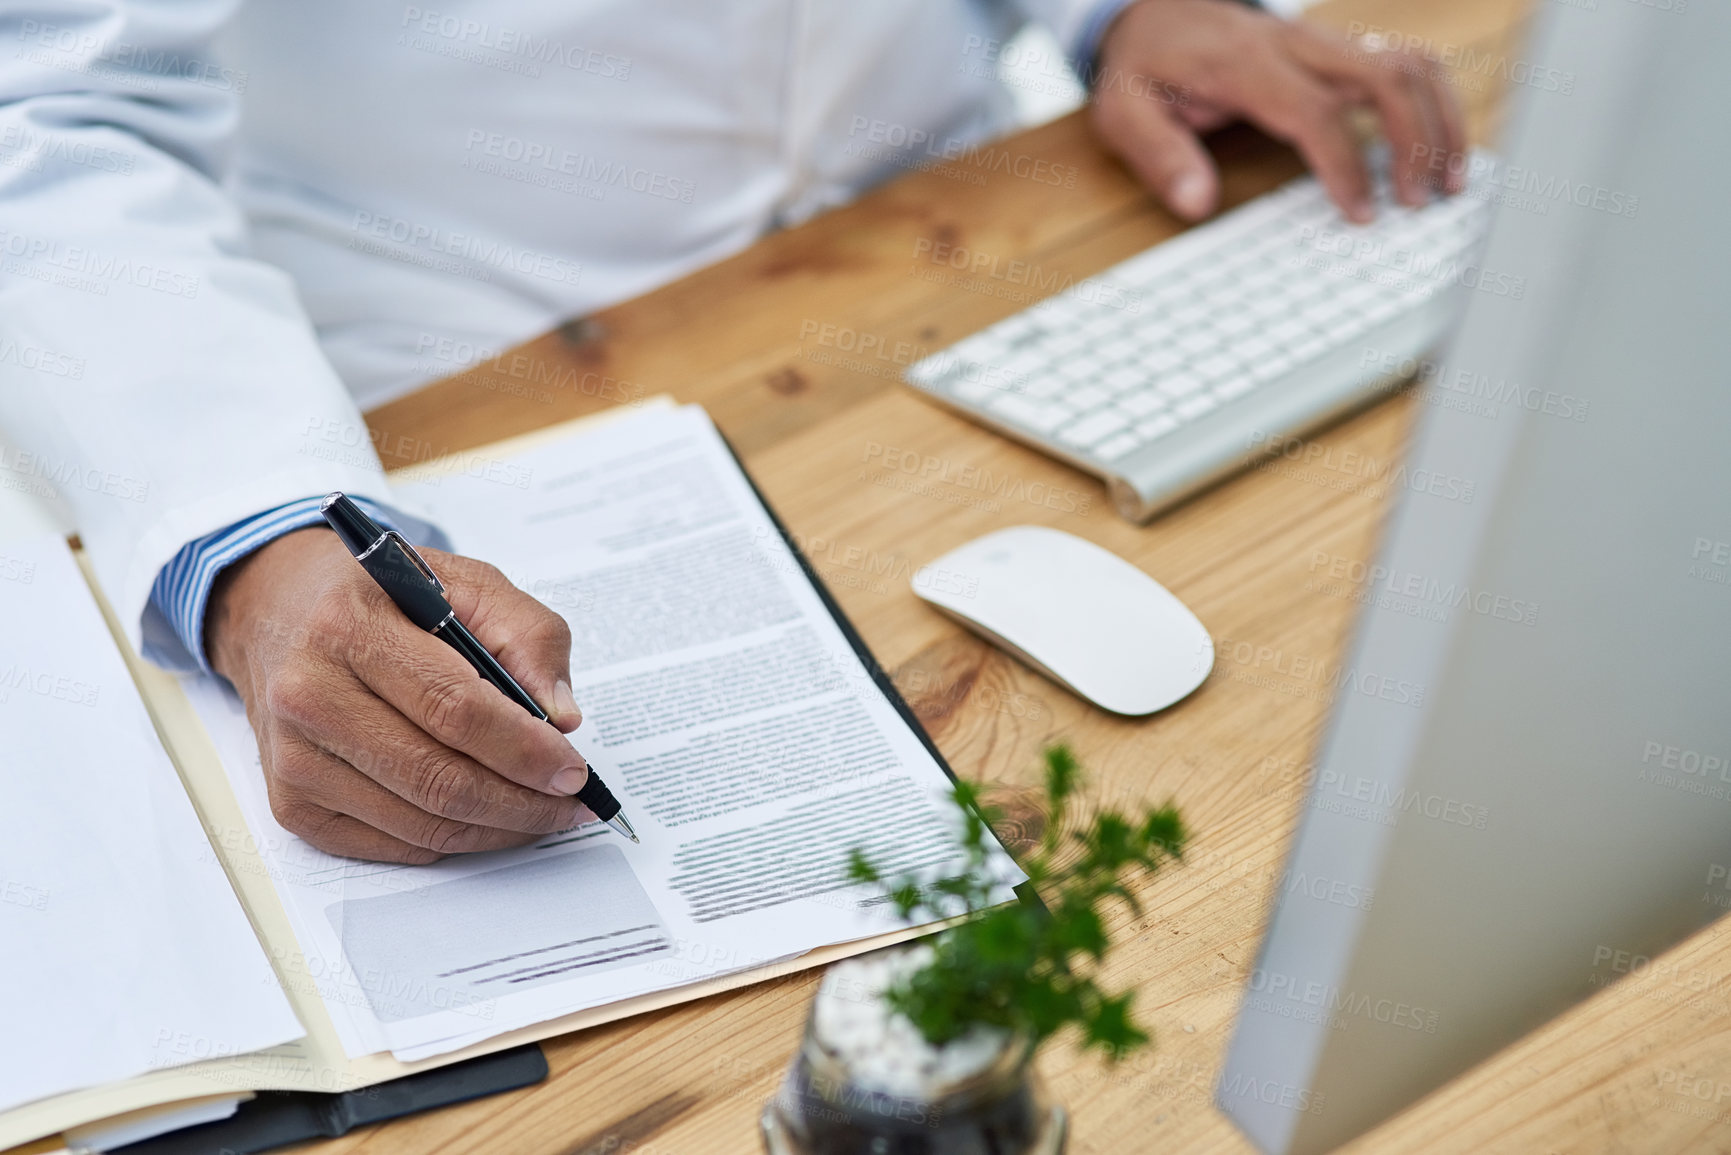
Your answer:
[906,152,1496,522]
[1091,0,1468,224]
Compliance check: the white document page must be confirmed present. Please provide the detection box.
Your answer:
[0,535,304,1113]
[186,405,1019,1061]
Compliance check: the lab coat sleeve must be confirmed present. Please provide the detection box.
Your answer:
[0,1,434,665]
[1000,0,1137,71]
[1009,0,1276,75]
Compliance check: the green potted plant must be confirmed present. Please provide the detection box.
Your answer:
[762,745,1187,1155]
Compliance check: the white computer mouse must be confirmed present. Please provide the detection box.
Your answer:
[912,525,1213,716]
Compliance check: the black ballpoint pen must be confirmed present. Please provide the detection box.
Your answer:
[319,492,639,843]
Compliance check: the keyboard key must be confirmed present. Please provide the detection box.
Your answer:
[1251,354,1295,382]
[1379,224,1427,252]
[1175,393,1219,420]
[1098,337,1139,362]
[1095,432,1143,461]
[951,376,1000,403]
[1121,391,1169,417]
[1148,287,1192,313]
[1364,296,1404,322]
[1023,374,1068,399]
[1239,265,1286,292]
[1155,372,1207,399]
[1249,294,1293,319]
[1303,297,1350,324]
[1058,410,1130,448]
[989,394,1074,433]
[1177,329,1221,355]
[1325,314,1371,342]
[1288,336,1330,363]
[1136,414,1179,441]
[1059,357,1105,381]
[1104,366,1146,392]
[1194,354,1239,380]
[950,337,1004,364]
[1043,331,1089,356]
[1213,375,1258,401]
[1143,347,1185,373]
[1134,319,1178,347]
[1337,280,1385,306]
[1269,318,1310,343]
[1401,281,1439,304]
[1234,335,1275,360]
[1066,385,1112,411]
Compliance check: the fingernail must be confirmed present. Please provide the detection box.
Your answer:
[1170,171,1210,219]
[551,764,588,795]
[553,679,580,725]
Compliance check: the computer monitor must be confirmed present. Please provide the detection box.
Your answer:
[1217,2,1731,1151]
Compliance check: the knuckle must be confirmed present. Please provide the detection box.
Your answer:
[488,778,563,832]
[1390,69,1429,110]
[448,555,507,590]
[262,669,323,728]
[1187,50,1238,102]
[1301,88,1347,125]
[422,674,485,747]
[535,800,581,834]
[414,751,484,820]
[507,787,567,833]
[416,815,484,855]
[266,790,298,829]
[273,796,334,845]
[306,588,359,640]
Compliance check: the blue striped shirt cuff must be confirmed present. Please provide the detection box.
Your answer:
[148,495,405,674]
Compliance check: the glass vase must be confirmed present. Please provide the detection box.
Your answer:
[760,1014,1066,1155]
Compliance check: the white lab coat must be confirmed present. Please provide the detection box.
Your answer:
[0,0,1100,668]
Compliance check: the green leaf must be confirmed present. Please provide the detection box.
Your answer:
[1044,745,1080,811]
[1082,992,1149,1058]
[846,848,880,884]
[1083,813,1138,872]
[1141,805,1188,861]
[1049,905,1107,961]
[841,744,1184,1065]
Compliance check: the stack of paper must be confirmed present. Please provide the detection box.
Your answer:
[0,402,1019,1149]
[0,535,304,1112]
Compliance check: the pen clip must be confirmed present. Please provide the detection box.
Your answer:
[385,530,445,593]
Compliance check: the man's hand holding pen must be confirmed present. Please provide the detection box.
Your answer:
[207,527,594,864]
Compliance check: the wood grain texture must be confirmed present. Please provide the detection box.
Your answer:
[308,2,1731,1152]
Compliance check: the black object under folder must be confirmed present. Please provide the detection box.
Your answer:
[111,1045,547,1155]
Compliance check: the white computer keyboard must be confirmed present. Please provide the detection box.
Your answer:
[905,156,1495,522]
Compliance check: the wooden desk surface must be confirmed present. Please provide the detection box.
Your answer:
[340,2,1731,1152]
